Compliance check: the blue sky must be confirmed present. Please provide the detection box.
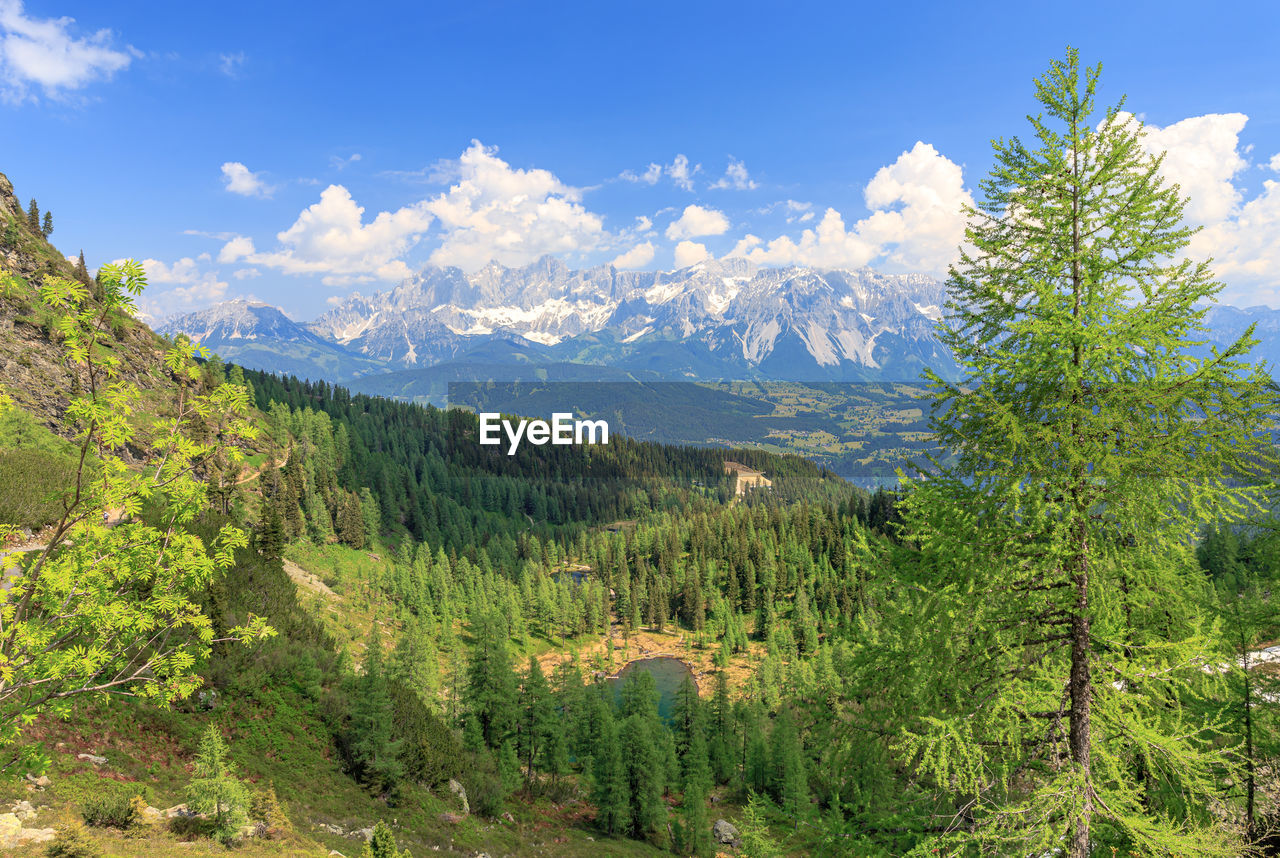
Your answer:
[1,0,1278,319]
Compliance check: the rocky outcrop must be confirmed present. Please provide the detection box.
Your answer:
[0,800,55,849]
[713,818,740,847]
[448,777,469,815]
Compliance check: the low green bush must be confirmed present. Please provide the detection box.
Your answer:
[80,790,139,828]
[0,448,78,529]
[44,822,103,858]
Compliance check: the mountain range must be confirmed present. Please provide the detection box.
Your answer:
[157,256,1280,401]
[159,256,959,393]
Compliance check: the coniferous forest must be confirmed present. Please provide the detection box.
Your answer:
[4,49,1280,858]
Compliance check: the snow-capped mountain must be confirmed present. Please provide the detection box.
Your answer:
[156,300,390,381]
[304,256,957,381]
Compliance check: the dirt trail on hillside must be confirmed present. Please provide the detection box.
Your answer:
[283,558,336,598]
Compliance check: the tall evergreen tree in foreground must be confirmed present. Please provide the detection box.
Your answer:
[894,48,1276,856]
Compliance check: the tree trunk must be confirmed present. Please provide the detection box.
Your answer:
[1068,560,1093,857]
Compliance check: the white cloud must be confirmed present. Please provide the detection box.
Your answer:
[1123,113,1280,304]
[218,51,245,78]
[221,184,434,284]
[667,155,698,192]
[621,155,700,191]
[220,161,274,198]
[729,141,972,274]
[124,256,229,318]
[0,0,134,101]
[673,240,710,268]
[380,157,461,184]
[217,235,255,264]
[1130,112,1248,224]
[211,141,613,286]
[425,140,606,271]
[611,241,656,269]
[231,268,260,280]
[330,152,362,170]
[710,158,758,190]
[665,204,730,240]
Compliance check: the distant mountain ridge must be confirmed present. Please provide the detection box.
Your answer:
[158,258,1280,391]
[163,256,959,383]
[158,300,390,381]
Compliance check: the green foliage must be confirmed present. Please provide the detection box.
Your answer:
[248,781,292,836]
[43,822,102,858]
[0,262,274,775]
[461,746,510,817]
[186,725,250,845]
[79,787,141,829]
[876,48,1277,857]
[0,448,79,529]
[465,611,518,749]
[359,820,411,858]
[346,623,404,791]
[737,793,782,858]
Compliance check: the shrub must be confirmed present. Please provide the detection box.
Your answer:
[44,823,102,858]
[80,790,138,829]
[0,448,79,529]
[460,749,508,818]
[249,782,292,837]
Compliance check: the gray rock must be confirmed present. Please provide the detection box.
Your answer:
[198,689,219,710]
[23,774,50,788]
[448,778,469,815]
[713,818,740,846]
[350,827,374,841]
[0,813,20,838]
[77,753,107,765]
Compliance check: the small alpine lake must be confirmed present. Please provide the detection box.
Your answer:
[609,656,697,721]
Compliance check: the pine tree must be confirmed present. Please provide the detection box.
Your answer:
[620,712,666,840]
[894,48,1276,856]
[680,727,714,856]
[26,198,38,231]
[465,611,517,748]
[255,492,286,560]
[518,656,553,786]
[350,623,404,791]
[592,710,629,835]
[768,707,807,823]
[41,210,52,237]
[359,820,410,858]
[74,250,90,284]
[186,725,250,845]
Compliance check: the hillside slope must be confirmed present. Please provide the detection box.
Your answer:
[0,171,169,432]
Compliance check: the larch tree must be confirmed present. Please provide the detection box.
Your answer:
[895,49,1276,857]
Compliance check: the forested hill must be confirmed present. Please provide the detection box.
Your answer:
[242,368,860,557]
